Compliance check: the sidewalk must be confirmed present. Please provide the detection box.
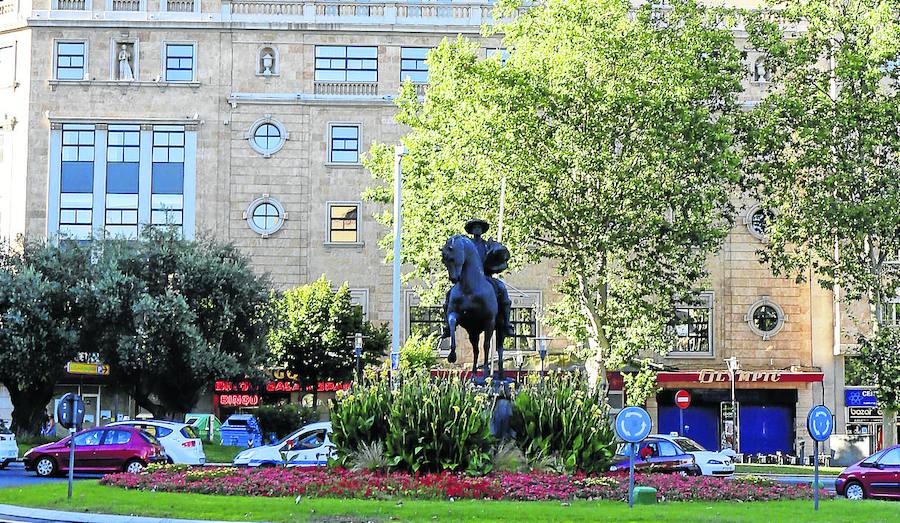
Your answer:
[0,504,264,523]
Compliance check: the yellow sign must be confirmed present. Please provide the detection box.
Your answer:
[66,362,110,376]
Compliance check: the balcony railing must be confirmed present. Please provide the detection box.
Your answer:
[166,0,194,12]
[314,81,378,96]
[111,0,142,11]
[56,0,87,10]
[316,2,386,17]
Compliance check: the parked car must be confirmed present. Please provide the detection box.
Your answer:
[609,434,735,477]
[233,422,334,467]
[107,420,205,465]
[220,414,263,448]
[0,422,17,469]
[23,426,166,477]
[836,444,900,500]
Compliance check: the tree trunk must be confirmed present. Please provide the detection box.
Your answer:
[883,409,898,448]
[6,382,56,437]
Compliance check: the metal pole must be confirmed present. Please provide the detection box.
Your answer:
[814,440,819,511]
[390,145,406,385]
[679,408,684,437]
[67,431,75,499]
[628,442,635,508]
[354,332,363,382]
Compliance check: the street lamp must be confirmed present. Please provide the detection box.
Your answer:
[533,336,552,381]
[724,356,740,454]
[353,332,363,382]
[390,145,407,387]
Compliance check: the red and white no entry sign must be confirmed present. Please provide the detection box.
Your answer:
[675,389,691,409]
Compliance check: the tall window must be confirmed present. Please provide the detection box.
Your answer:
[151,126,185,232]
[328,203,359,243]
[486,48,510,64]
[164,44,194,82]
[59,124,95,239]
[314,46,377,82]
[670,292,714,356]
[105,125,140,238]
[56,42,86,81]
[509,306,537,351]
[329,125,359,164]
[400,47,429,83]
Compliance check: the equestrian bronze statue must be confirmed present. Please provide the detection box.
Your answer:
[440,219,513,379]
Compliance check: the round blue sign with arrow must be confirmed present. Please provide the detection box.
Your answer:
[807,405,833,442]
[615,406,652,443]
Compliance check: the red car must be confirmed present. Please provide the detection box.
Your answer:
[23,426,166,477]
[835,445,900,500]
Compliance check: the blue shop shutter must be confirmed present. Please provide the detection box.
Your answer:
[739,405,793,454]
[658,405,719,451]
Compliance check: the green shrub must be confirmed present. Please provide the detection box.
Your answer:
[329,371,392,467]
[399,332,438,371]
[256,403,317,439]
[330,371,493,474]
[510,371,615,474]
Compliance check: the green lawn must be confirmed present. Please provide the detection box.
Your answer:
[0,482,896,522]
[735,463,844,476]
[201,442,245,464]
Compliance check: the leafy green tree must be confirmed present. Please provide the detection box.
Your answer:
[399,332,438,371]
[0,239,92,435]
[268,276,388,405]
[364,0,744,401]
[88,229,273,419]
[743,0,900,444]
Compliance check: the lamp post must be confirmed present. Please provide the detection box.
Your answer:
[724,356,740,453]
[534,336,551,381]
[353,332,363,382]
[390,145,407,386]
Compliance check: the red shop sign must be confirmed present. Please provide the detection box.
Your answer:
[218,393,260,407]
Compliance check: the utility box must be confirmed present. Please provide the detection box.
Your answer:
[633,486,658,505]
[220,414,262,448]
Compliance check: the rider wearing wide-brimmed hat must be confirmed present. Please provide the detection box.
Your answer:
[441,219,515,339]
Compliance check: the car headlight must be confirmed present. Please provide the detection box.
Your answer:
[707,459,723,465]
[609,465,618,471]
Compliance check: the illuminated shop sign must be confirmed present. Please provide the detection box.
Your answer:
[218,394,260,407]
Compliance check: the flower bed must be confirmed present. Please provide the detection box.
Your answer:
[100,467,829,502]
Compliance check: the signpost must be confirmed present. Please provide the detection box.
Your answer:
[614,406,652,508]
[55,393,85,500]
[807,405,833,512]
[675,390,690,436]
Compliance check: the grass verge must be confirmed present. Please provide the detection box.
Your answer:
[735,464,843,475]
[0,482,896,522]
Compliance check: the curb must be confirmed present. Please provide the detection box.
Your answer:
[0,504,265,523]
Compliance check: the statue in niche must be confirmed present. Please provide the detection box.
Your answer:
[117,43,134,81]
[754,57,768,83]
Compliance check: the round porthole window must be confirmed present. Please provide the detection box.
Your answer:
[247,116,287,157]
[245,196,286,237]
[745,297,785,340]
[744,204,775,241]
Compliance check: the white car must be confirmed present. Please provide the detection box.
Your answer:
[0,423,16,469]
[108,420,205,465]
[612,434,735,476]
[233,422,334,468]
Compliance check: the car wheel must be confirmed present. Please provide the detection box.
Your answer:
[0,459,9,470]
[124,459,144,474]
[844,481,865,500]
[35,457,56,477]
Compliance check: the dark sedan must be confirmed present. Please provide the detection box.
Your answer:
[835,445,900,500]
[23,426,166,477]
[609,437,699,475]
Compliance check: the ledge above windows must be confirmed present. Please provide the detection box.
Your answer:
[48,79,201,91]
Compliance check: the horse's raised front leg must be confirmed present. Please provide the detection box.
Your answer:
[447,312,459,364]
[468,329,481,378]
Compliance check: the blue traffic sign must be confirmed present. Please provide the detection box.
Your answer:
[615,406,652,443]
[807,405,833,442]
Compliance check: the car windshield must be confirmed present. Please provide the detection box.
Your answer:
[138,431,161,446]
[673,438,705,452]
[861,449,887,466]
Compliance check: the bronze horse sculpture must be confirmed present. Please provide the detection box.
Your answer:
[440,233,507,379]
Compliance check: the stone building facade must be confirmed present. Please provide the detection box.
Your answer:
[0,0,879,459]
